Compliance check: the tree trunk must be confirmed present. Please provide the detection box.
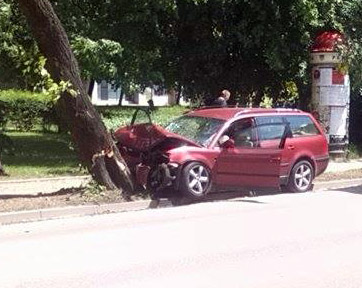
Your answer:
[118,90,124,106]
[296,79,311,111]
[87,79,95,98]
[17,0,134,193]
[252,90,263,107]
[176,84,182,105]
[0,159,6,176]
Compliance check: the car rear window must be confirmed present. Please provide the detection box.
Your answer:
[255,116,284,125]
[255,115,320,140]
[285,115,320,137]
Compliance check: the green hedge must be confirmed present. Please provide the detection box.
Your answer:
[0,89,189,132]
[0,90,55,131]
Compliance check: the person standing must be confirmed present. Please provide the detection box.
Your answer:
[213,89,230,107]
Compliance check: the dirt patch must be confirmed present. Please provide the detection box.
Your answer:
[0,188,149,213]
[315,169,362,182]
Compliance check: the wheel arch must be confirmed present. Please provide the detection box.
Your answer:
[289,156,316,179]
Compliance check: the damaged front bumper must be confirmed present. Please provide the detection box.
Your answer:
[136,162,181,192]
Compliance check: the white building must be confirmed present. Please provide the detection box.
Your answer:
[91,80,188,106]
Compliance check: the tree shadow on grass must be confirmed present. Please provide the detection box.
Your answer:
[3,133,80,176]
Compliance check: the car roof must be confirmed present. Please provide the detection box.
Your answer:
[186,107,305,121]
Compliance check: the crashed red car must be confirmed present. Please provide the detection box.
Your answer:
[114,107,329,199]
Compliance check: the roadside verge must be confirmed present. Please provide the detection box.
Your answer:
[0,198,172,225]
[1,177,362,226]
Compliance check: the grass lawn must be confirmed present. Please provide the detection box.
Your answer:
[99,105,189,130]
[1,106,189,179]
[2,132,83,179]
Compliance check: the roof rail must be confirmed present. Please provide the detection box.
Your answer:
[234,108,303,118]
[192,105,241,110]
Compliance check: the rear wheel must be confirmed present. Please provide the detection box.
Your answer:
[180,162,211,199]
[287,160,314,193]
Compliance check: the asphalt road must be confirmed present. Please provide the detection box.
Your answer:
[1,183,362,288]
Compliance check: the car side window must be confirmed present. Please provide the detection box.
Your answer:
[227,118,256,148]
[285,116,320,137]
[255,116,285,141]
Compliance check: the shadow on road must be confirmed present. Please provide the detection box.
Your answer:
[168,189,278,206]
[231,199,267,204]
[331,184,362,195]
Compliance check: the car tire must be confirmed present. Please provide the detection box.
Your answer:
[286,160,314,193]
[180,162,212,199]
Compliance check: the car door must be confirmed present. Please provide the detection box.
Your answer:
[215,118,283,189]
[281,115,328,171]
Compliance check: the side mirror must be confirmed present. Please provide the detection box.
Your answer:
[218,135,235,149]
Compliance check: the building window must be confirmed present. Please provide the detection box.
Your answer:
[153,85,167,96]
[100,80,108,100]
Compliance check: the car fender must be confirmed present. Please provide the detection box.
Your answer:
[288,151,317,177]
[168,147,219,172]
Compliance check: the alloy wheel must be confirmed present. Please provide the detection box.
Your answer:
[187,164,210,196]
[294,163,312,191]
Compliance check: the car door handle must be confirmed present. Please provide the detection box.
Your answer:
[287,145,295,150]
[270,156,281,163]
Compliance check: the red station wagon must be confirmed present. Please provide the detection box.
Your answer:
[115,107,329,199]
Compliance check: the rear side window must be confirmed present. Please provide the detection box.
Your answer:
[285,116,320,137]
[256,116,283,125]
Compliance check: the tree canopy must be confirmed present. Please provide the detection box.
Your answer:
[2,0,362,105]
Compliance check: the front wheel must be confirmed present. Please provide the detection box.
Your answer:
[286,160,314,193]
[180,162,212,199]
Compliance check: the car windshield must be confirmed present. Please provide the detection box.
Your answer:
[164,115,225,147]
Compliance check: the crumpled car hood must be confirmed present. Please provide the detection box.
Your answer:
[114,123,200,152]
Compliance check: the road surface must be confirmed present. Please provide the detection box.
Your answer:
[1,183,362,288]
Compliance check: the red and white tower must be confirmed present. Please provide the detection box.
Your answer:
[310,30,350,157]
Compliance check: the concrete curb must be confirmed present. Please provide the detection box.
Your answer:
[1,178,361,226]
[0,199,173,225]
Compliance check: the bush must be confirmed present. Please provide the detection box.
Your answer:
[0,89,55,131]
[0,90,189,132]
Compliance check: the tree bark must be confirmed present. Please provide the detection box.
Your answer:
[0,159,6,176]
[118,90,124,106]
[17,0,134,193]
[176,84,182,105]
[296,79,311,111]
[87,79,95,98]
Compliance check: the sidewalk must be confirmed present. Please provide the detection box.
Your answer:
[1,159,361,225]
[0,175,91,196]
[325,159,362,173]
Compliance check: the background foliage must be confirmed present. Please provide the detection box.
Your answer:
[0,90,55,131]
[1,1,361,100]
[0,0,361,143]
[1,106,188,178]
